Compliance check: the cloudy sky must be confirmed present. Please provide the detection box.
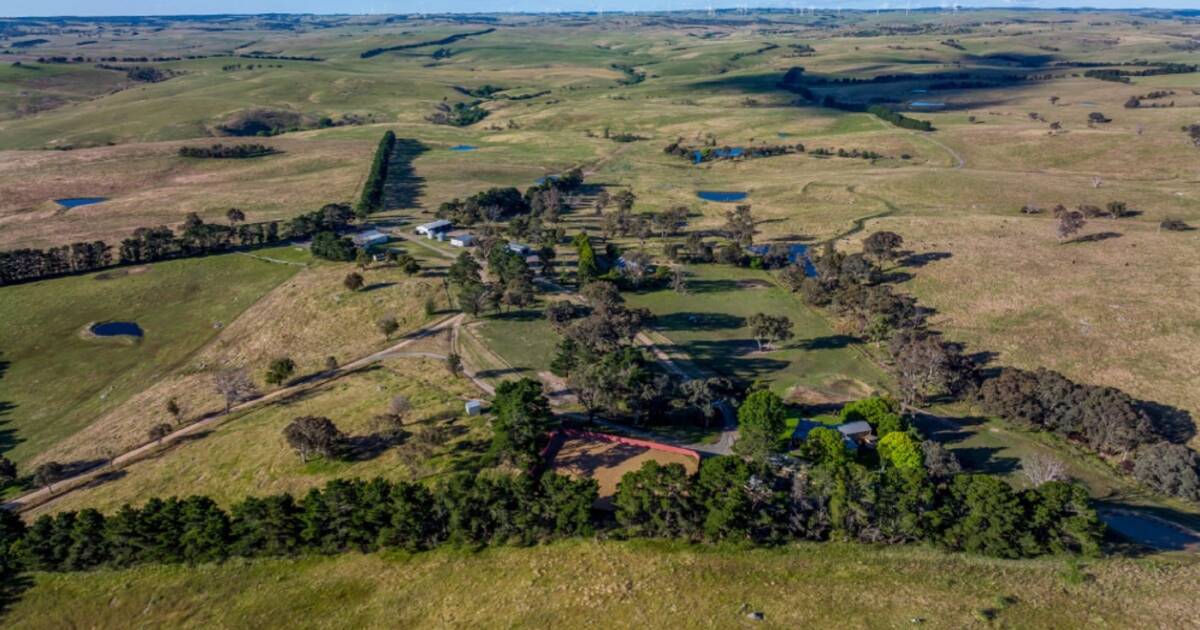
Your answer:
[2,1,1196,18]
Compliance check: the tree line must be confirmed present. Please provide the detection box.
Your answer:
[0,203,355,286]
[0,381,1108,591]
[867,105,935,132]
[775,232,1199,502]
[360,28,496,59]
[357,131,396,216]
[178,143,281,159]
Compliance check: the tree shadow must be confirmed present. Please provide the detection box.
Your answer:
[899,251,952,267]
[0,572,33,616]
[879,270,914,284]
[361,282,397,293]
[383,138,428,211]
[796,334,860,351]
[1066,231,1121,244]
[342,430,410,462]
[679,278,739,294]
[661,339,790,384]
[0,357,20,457]
[952,446,1022,476]
[1140,401,1196,445]
[476,367,530,379]
[911,413,988,446]
[491,308,543,322]
[653,312,744,332]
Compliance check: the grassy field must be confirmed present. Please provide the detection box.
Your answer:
[624,264,891,399]
[34,245,454,469]
[27,358,485,517]
[0,251,299,466]
[5,540,1199,628]
[0,137,372,250]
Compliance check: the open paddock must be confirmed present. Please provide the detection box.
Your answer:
[545,429,699,508]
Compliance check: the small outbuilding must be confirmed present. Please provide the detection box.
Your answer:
[507,242,532,256]
[464,400,483,416]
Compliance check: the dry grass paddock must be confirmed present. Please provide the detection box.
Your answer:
[547,435,699,508]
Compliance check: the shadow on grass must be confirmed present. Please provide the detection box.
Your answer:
[0,572,33,617]
[796,335,860,351]
[489,308,543,322]
[659,339,790,383]
[1066,231,1121,244]
[674,278,740,294]
[361,282,397,293]
[476,367,530,379]
[653,312,744,332]
[900,251,952,267]
[0,357,19,457]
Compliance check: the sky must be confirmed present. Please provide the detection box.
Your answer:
[2,1,1197,18]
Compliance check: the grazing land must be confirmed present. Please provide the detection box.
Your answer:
[1,8,1199,625]
[6,541,1200,629]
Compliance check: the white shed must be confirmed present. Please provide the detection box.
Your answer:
[465,400,483,416]
[415,219,453,237]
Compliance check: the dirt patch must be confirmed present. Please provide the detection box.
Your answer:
[786,378,875,407]
[548,436,698,509]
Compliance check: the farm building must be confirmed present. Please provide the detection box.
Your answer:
[351,229,390,248]
[464,400,483,416]
[415,219,452,237]
[449,232,476,248]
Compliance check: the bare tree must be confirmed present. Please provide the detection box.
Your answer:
[214,368,260,413]
[1021,453,1068,486]
[387,394,412,423]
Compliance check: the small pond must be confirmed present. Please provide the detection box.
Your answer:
[1100,511,1200,551]
[535,175,559,185]
[448,144,477,151]
[694,147,744,164]
[696,191,748,203]
[90,321,144,338]
[747,243,817,277]
[909,101,945,109]
[56,197,108,208]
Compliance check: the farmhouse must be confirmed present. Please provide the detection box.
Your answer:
[415,219,453,237]
[791,419,876,450]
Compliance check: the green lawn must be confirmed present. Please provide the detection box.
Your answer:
[0,254,299,466]
[623,264,891,398]
[5,540,1198,629]
[474,307,559,377]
